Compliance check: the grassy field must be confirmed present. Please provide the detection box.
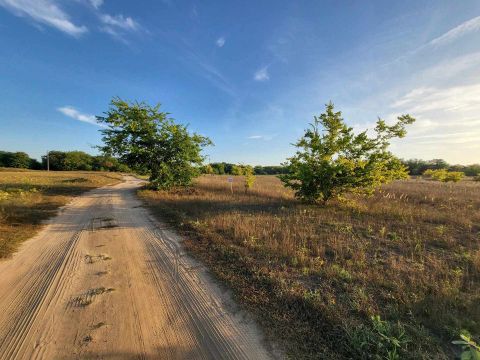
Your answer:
[0,169,123,258]
[140,175,480,359]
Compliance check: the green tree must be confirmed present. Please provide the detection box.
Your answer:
[4,152,32,168]
[97,98,212,190]
[42,151,66,170]
[211,163,225,175]
[201,164,214,175]
[231,164,244,175]
[63,151,93,171]
[243,165,256,193]
[280,102,415,203]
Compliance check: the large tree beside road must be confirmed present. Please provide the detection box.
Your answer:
[97,98,212,190]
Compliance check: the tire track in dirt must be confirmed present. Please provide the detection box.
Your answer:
[0,177,279,359]
[0,211,91,359]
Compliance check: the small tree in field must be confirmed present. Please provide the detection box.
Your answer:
[243,165,256,193]
[97,98,212,190]
[280,103,415,203]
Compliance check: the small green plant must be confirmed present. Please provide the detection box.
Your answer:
[346,315,409,359]
[371,315,409,360]
[452,332,480,360]
[331,264,353,281]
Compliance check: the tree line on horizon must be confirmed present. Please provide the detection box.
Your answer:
[1,150,479,177]
[0,150,129,172]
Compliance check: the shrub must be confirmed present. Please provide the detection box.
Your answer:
[424,169,448,181]
[443,171,464,183]
[423,169,465,182]
[280,102,415,203]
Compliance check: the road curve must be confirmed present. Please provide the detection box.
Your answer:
[0,176,276,360]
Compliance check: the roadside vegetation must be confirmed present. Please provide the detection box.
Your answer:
[140,175,480,359]
[0,169,122,258]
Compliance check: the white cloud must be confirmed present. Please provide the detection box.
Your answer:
[216,36,225,47]
[247,134,276,141]
[57,106,100,126]
[100,14,138,31]
[89,0,103,9]
[99,13,141,42]
[430,15,480,46]
[254,67,270,81]
[0,0,87,37]
[392,83,480,114]
[420,51,480,81]
[389,82,480,163]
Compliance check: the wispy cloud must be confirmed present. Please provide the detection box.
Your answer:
[0,0,87,37]
[430,15,480,46]
[99,12,141,43]
[190,5,198,19]
[388,81,480,162]
[216,36,226,47]
[247,134,276,141]
[392,83,480,114]
[254,67,270,81]
[420,51,480,80]
[171,36,235,96]
[89,0,103,9]
[101,14,138,31]
[57,106,100,126]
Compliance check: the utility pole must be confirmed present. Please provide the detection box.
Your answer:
[47,150,50,171]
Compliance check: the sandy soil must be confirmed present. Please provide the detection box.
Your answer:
[0,176,278,360]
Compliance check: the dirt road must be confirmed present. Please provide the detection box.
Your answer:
[0,176,276,359]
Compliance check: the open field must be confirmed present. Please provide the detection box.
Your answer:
[0,169,123,258]
[140,175,480,359]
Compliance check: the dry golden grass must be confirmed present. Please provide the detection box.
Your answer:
[0,169,123,258]
[141,175,480,359]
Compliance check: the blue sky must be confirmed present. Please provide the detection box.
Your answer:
[0,0,479,165]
